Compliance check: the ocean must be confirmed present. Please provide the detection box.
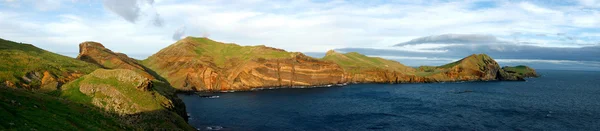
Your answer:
[178,70,600,130]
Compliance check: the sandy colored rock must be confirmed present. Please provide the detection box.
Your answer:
[77,41,155,80]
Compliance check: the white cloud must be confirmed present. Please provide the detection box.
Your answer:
[579,0,600,7]
[1,0,599,60]
[496,59,600,67]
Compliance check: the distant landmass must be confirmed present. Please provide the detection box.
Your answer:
[0,37,537,130]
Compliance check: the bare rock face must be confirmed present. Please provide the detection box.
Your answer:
[77,41,155,80]
[15,71,83,92]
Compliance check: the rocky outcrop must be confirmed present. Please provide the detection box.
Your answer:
[75,41,189,123]
[502,65,539,78]
[144,37,346,91]
[60,69,193,130]
[77,41,155,80]
[426,54,508,81]
[67,69,157,114]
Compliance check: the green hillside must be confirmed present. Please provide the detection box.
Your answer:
[0,38,99,88]
[0,88,131,130]
[503,65,538,77]
[59,69,193,130]
[322,50,415,74]
[146,37,295,68]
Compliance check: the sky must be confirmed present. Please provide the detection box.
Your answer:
[0,0,599,70]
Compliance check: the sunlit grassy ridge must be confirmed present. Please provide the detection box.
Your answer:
[0,88,131,130]
[189,37,294,67]
[0,38,98,84]
[322,50,415,74]
[414,54,495,76]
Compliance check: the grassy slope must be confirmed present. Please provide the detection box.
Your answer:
[0,88,130,130]
[59,69,193,130]
[61,71,165,111]
[503,65,528,73]
[0,38,98,84]
[503,65,537,77]
[416,54,492,76]
[142,37,300,88]
[189,37,293,67]
[322,51,415,74]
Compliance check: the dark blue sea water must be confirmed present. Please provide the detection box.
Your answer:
[179,70,600,131]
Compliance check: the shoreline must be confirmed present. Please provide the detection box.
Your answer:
[174,78,535,93]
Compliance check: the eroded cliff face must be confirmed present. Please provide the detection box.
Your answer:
[144,37,346,91]
[14,71,86,92]
[77,41,155,80]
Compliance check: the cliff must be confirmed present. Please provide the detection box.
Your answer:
[143,37,346,91]
[419,54,511,81]
[323,50,420,83]
[77,41,155,80]
[144,37,532,91]
[0,38,99,91]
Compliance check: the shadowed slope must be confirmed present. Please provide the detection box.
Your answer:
[0,88,132,130]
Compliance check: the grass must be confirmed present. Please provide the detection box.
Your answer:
[322,51,414,74]
[58,69,193,130]
[59,78,92,104]
[0,88,131,130]
[189,37,292,67]
[60,69,167,112]
[502,65,534,77]
[415,66,446,76]
[0,38,99,86]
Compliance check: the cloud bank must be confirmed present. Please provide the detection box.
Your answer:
[0,0,599,70]
[103,0,163,26]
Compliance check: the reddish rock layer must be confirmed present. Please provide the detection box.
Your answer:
[77,41,155,80]
[144,38,346,91]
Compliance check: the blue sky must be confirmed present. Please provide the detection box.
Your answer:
[0,0,599,70]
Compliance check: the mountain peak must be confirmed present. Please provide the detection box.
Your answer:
[76,41,155,79]
[78,41,106,53]
[325,50,339,56]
